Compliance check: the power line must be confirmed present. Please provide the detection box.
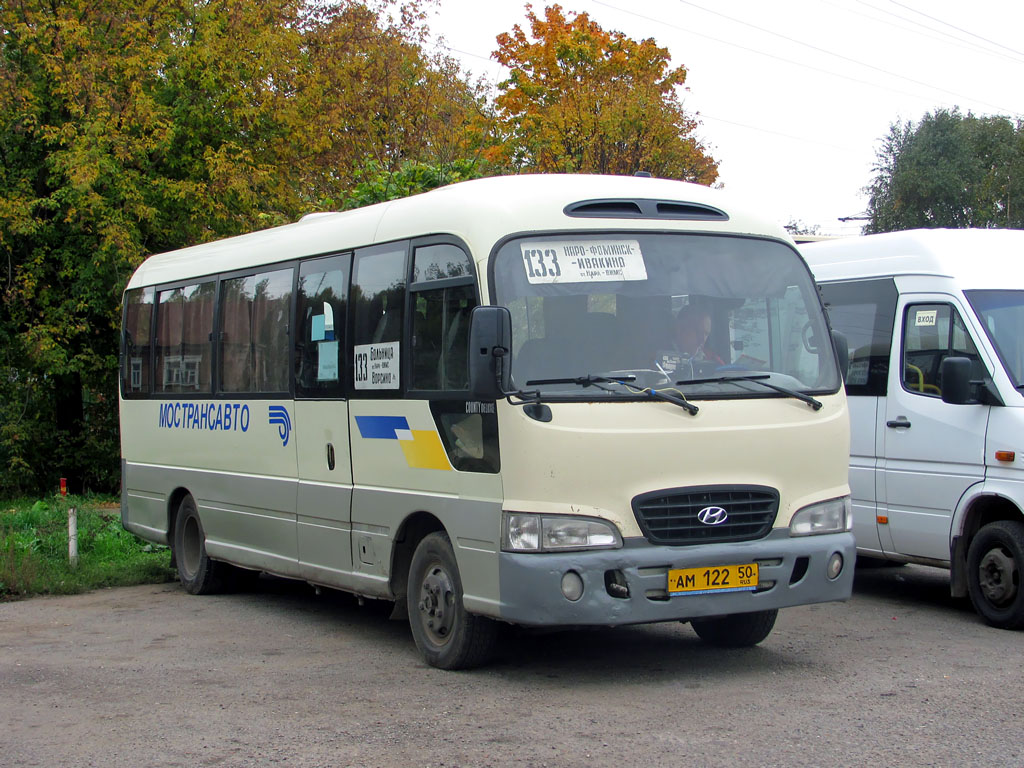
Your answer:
[842,0,1024,66]
[888,0,1024,60]
[672,0,1021,117]
[592,0,972,113]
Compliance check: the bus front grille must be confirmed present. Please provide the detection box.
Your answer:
[632,486,778,546]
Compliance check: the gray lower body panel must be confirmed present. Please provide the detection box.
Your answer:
[497,529,855,626]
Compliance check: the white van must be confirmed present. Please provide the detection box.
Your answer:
[802,229,1024,629]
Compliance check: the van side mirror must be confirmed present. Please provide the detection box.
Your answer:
[940,356,972,405]
[831,330,849,383]
[468,305,513,400]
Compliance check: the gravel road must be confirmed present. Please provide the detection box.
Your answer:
[1,564,1020,767]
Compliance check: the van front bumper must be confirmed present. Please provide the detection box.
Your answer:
[495,528,855,626]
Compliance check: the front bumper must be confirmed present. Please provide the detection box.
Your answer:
[496,528,855,626]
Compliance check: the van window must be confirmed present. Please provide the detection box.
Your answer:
[819,279,897,397]
[902,303,983,398]
[966,289,1024,388]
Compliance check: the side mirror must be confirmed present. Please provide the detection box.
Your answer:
[831,330,849,383]
[940,356,972,405]
[468,305,513,400]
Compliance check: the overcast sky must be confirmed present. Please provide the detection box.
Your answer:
[426,0,1024,236]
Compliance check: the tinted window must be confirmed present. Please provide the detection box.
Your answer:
[122,287,154,396]
[219,268,293,393]
[352,244,407,393]
[156,282,215,394]
[411,284,476,391]
[295,254,349,398]
[819,279,897,396]
[412,243,472,283]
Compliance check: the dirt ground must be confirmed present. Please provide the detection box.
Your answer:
[1,564,1021,767]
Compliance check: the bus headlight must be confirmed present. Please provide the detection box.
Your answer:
[789,496,852,536]
[502,512,623,552]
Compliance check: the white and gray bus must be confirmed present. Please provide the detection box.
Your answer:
[120,174,854,668]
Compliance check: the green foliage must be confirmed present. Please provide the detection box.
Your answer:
[0,0,487,495]
[341,157,492,209]
[1,1,721,496]
[0,496,175,599]
[866,108,1024,233]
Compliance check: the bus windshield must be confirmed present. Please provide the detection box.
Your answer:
[966,289,1024,388]
[493,233,839,398]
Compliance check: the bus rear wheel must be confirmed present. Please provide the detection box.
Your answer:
[690,609,778,647]
[173,494,226,595]
[967,520,1024,629]
[408,532,497,669]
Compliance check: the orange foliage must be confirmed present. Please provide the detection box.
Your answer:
[486,4,718,183]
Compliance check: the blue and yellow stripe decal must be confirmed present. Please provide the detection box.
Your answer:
[354,415,452,471]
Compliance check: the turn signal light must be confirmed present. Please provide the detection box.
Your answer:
[995,451,1015,462]
[877,515,889,525]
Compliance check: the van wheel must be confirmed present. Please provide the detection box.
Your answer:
[690,609,778,647]
[967,520,1024,629]
[408,532,497,669]
[172,494,226,595]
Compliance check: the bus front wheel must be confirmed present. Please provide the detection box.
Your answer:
[967,520,1024,629]
[689,609,778,647]
[173,494,226,595]
[407,532,497,669]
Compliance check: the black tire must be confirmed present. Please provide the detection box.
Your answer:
[966,520,1024,630]
[172,494,227,595]
[407,531,497,669]
[690,609,778,647]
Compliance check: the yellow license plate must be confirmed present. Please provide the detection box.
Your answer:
[667,563,758,595]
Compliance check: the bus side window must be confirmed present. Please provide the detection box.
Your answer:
[409,244,476,392]
[352,244,408,394]
[122,287,154,396]
[156,282,215,394]
[219,268,292,394]
[295,254,350,398]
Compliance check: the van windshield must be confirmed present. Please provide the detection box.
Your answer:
[492,233,841,399]
[966,290,1024,388]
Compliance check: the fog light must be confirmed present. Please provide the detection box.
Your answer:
[827,552,844,580]
[561,570,584,601]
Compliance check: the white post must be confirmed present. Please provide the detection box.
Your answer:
[68,506,79,569]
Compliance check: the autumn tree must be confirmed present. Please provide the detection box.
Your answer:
[866,108,1023,233]
[0,0,490,495]
[487,4,718,183]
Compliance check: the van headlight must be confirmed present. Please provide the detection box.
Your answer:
[789,496,852,536]
[502,512,623,552]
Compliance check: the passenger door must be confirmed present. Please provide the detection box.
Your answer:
[293,254,356,583]
[880,298,989,562]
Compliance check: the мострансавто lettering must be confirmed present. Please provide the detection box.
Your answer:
[158,402,250,432]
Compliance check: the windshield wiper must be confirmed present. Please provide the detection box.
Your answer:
[676,373,823,411]
[525,374,636,387]
[525,374,699,415]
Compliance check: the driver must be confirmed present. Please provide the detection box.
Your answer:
[656,305,724,374]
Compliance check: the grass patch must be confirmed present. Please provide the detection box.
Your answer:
[0,495,176,600]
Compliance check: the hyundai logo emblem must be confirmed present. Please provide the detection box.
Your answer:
[697,506,729,525]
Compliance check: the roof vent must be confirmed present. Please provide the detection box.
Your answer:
[564,198,729,221]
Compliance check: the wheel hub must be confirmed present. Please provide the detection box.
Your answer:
[418,563,456,646]
[978,547,1018,607]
